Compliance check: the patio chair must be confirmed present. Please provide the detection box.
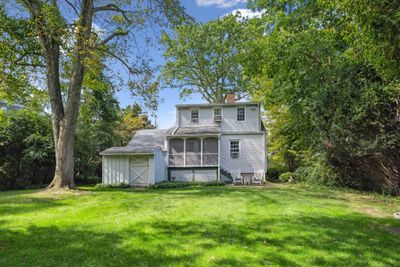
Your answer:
[231,169,243,185]
[252,170,265,185]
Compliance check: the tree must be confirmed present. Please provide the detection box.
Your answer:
[247,0,400,194]
[161,14,263,103]
[0,0,187,189]
[117,104,153,145]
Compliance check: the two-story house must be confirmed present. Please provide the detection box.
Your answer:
[100,95,267,186]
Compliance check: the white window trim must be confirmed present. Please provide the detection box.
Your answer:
[229,139,240,159]
[237,107,246,122]
[213,107,222,122]
[191,108,199,123]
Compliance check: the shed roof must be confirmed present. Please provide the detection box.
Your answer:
[100,129,167,155]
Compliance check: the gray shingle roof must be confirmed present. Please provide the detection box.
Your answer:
[100,129,167,155]
[169,126,221,136]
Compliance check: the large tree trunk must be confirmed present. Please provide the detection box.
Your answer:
[48,122,76,189]
[24,0,94,190]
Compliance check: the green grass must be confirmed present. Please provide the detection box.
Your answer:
[0,184,399,266]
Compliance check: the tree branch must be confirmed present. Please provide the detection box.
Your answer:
[97,30,128,46]
[64,0,79,16]
[95,46,139,75]
[94,4,133,24]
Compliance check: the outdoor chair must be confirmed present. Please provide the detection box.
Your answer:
[232,169,243,185]
[252,170,265,185]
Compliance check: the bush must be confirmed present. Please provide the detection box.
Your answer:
[279,172,295,183]
[292,156,338,186]
[94,183,130,189]
[151,180,226,189]
[267,166,288,180]
[0,110,54,190]
[75,175,101,185]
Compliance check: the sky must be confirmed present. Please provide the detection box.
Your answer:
[115,0,260,129]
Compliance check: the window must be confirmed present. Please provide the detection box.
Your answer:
[230,140,240,158]
[213,108,222,122]
[191,109,199,123]
[237,107,245,121]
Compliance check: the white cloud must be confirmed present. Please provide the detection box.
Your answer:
[195,0,246,9]
[224,8,264,19]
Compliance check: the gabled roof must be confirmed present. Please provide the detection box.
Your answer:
[100,129,167,155]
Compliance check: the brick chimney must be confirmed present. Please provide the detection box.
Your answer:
[225,93,235,104]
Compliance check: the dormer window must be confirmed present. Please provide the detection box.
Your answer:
[237,107,245,121]
[191,109,199,123]
[213,108,222,122]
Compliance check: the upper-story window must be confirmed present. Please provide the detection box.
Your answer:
[237,107,245,121]
[213,108,222,122]
[230,140,240,158]
[191,109,199,123]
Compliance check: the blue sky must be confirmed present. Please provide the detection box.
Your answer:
[115,0,255,129]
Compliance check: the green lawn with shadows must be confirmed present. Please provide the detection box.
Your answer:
[0,185,399,266]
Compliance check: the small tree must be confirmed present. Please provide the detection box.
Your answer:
[161,14,262,103]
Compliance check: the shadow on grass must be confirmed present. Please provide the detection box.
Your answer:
[0,212,399,266]
[0,196,68,217]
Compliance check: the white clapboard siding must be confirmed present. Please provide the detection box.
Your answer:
[179,107,215,127]
[154,150,167,183]
[103,154,163,186]
[221,106,259,133]
[220,133,266,174]
[102,155,129,184]
[178,105,260,133]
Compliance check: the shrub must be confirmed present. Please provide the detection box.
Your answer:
[279,172,295,183]
[75,175,101,185]
[267,166,288,180]
[151,180,226,189]
[94,183,130,189]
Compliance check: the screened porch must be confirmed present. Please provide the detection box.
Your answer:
[168,137,218,166]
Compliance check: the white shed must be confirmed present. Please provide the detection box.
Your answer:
[100,129,167,186]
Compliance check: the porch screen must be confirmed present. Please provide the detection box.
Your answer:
[186,138,201,165]
[169,138,184,165]
[203,138,218,165]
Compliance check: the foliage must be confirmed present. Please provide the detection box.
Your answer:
[0,0,188,189]
[266,166,288,180]
[247,0,400,195]
[94,183,130,189]
[117,104,153,146]
[150,180,226,189]
[0,109,54,190]
[278,172,294,183]
[75,71,121,181]
[0,186,399,266]
[161,14,263,103]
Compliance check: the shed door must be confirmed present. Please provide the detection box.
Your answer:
[129,155,149,185]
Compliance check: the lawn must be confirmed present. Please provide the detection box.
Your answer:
[0,184,399,267]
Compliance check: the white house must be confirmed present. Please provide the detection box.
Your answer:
[100,96,267,186]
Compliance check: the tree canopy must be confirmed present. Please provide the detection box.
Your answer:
[246,0,400,194]
[161,14,263,103]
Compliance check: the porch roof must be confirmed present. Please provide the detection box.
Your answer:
[168,126,221,136]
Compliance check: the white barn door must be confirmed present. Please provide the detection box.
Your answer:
[129,155,150,186]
